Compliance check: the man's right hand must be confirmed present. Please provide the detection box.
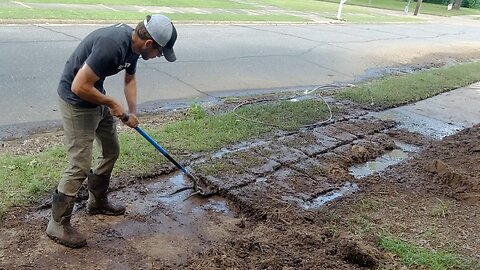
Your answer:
[122,113,139,128]
[108,102,125,119]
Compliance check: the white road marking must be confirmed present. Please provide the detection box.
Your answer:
[98,4,118,12]
[12,1,32,8]
[135,5,153,13]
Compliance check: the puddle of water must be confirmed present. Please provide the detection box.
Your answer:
[302,182,359,210]
[112,172,237,265]
[136,173,231,215]
[283,143,418,210]
[194,199,230,215]
[393,140,420,153]
[372,108,463,139]
[348,141,418,179]
[25,172,238,268]
[288,94,315,102]
[356,66,417,82]
[125,173,190,214]
[349,149,408,179]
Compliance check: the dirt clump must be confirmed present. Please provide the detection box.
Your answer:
[427,158,480,203]
[336,234,386,267]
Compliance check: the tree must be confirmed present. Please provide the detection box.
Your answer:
[414,0,423,15]
[453,0,462,9]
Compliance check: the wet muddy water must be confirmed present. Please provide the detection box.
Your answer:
[349,140,419,179]
[8,172,241,269]
[374,109,463,139]
[112,174,236,266]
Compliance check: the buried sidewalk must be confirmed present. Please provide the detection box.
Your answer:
[1,83,480,269]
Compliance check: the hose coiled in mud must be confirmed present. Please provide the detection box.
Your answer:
[232,84,351,129]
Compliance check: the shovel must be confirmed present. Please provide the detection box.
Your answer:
[134,126,217,197]
[121,114,215,197]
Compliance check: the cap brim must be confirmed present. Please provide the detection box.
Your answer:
[163,47,176,62]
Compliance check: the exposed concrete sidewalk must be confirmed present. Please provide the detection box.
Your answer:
[374,82,480,139]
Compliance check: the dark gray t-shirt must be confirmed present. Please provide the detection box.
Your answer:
[57,23,140,108]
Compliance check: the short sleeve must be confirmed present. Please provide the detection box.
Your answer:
[125,54,139,75]
[85,37,122,78]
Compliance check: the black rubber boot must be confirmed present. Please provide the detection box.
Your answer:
[46,190,87,248]
[87,172,125,216]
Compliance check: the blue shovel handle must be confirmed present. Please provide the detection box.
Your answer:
[134,126,196,181]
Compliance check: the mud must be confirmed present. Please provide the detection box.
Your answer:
[336,234,386,267]
[2,68,480,268]
[1,96,480,269]
[0,173,242,269]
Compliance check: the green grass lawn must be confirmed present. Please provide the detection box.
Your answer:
[0,0,253,9]
[0,7,306,22]
[379,235,475,269]
[257,0,480,16]
[0,0,447,23]
[0,7,144,20]
[336,61,480,108]
[242,0,423,22]
[320,0,480,16]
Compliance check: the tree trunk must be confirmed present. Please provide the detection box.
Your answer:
[414,0,423,15]
[453,0,462,9]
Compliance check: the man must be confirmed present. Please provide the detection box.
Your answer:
[47,14,177,248]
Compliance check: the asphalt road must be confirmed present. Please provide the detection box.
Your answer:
[1,21,479,138]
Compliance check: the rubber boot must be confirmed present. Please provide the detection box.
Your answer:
[87,172,125,215]
[46,190,87,248]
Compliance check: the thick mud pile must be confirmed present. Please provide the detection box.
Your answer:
[1,102,480,269]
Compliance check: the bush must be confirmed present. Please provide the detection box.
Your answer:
[422,0,450,5]
[462,0,478,7]
[421,0,479,8]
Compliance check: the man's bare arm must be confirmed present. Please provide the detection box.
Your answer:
[71,63,125,118]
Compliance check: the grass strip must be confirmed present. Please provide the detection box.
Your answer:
[1,0,478,23]
[1,0,254,9]
[379,235,476,269]
[0,7,145,20]
[0,7,306,22]
[0,147,65,215]
[335,61,480,108]
[256,0,480,17]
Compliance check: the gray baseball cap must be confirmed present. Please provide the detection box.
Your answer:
[144,14,177,62]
